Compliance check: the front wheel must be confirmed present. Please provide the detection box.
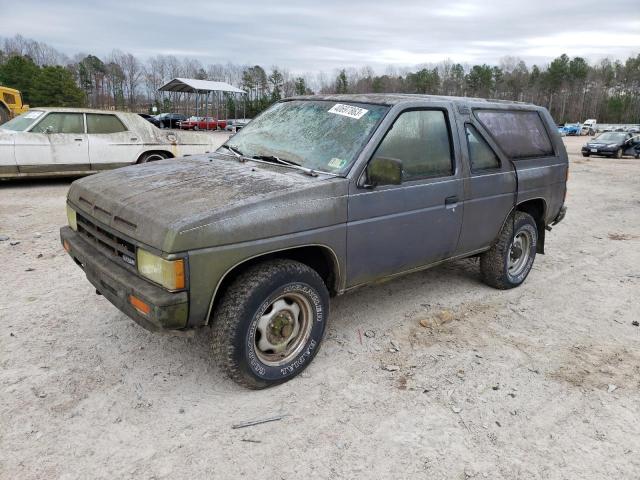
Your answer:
[0,107,9,125]
[213,259,329,389]
[582,152,590,157]
[615,148,623,159]
[480,211,538,289]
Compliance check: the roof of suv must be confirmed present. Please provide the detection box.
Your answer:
[290,93,536,109]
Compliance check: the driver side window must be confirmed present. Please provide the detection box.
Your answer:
[374,109,453,181]
[32,113,85,134]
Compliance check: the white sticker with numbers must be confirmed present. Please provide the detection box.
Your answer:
[328,103,368,119]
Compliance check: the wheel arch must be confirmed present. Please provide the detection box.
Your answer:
[516,198,547,254]
[206,244,341,325]
[136,149,175,163]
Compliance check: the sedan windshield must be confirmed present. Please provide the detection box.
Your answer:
[1,110,45,131]
[594,132,626,142]
[219,100,389,174]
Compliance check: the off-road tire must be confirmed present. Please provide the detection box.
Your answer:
[137,151,168,164]
[212,259,329,389]
[0,106,10,125]
[480,211,538,290]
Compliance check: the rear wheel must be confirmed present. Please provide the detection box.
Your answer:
[213,259,329,389]
[137,152,168,164]
[480,211,538,289]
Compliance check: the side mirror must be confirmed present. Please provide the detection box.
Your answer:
[364,156,402,188]
[44,126,54,134]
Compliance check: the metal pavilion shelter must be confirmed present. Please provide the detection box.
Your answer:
[158,78,247,128]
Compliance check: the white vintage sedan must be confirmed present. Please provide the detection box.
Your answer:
[0,108,230,178]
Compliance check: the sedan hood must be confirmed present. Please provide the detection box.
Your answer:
[68,155,348,252]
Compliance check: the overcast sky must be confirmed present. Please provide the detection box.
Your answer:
[4,0,640,72]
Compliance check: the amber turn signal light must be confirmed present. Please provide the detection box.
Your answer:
[129,295,151,315]
[63,240,70,252]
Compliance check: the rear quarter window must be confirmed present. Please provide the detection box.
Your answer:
[475,110,554,159]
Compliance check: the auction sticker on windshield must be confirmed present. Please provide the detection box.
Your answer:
[328,104,368,119]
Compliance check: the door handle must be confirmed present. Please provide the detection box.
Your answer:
[130,137,138,141]
[74,138,83,141]
[445,195,458,205]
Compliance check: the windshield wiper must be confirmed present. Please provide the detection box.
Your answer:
[252,155,320,177]
[252,155,301,167]
[219,144,246,161]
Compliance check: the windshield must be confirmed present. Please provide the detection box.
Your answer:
[1,110,45,131]
[219,100,389,174]
[594,132,626,142]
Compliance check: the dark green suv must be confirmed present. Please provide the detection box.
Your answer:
[61,94,568,388]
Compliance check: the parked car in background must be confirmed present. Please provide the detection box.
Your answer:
[179,116,227,130]
[581,131,640,158]
[155,113,187,129]
[582,119,597,135]
[60,94,568,389]
[0,108,228,178]
[559,123,581,136]
[138,113,160,128]
[225,118,251,132]
[0,86,29,124]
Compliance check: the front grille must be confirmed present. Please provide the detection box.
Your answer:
[76,213,137,267]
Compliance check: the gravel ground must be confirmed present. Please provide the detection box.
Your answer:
[1,136,639,479]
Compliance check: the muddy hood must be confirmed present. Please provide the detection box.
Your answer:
[67,155,348,252]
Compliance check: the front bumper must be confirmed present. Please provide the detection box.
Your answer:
[581,146,616,155]
[60,226,189,332]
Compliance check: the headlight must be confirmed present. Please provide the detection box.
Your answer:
[137,248,185,290]
[66,204,77,231]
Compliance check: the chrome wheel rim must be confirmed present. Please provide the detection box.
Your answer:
[145,154,165,162]
[254,292,312,366]
[508,231,531,276]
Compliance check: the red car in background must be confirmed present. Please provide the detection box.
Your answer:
[179,116,227,130]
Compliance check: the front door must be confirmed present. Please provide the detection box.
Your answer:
[17,112,88,172]
[346,108,464,287]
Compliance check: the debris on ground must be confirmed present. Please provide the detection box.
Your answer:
[231,414,289,429]
[9,241,20,246]
[364,330,376,338]
[382,365,400,372]
[607,384,618,393]
[0,235,9,241]
[608,233,637,241]
[632,321,639,327]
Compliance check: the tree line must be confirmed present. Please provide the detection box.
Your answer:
[0,34,638,123]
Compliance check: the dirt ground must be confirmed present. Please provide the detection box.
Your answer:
[1,136,639,479]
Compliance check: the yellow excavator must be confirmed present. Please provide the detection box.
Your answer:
[0,86,29,124]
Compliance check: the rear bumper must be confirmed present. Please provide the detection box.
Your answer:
[60,226,189,332]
